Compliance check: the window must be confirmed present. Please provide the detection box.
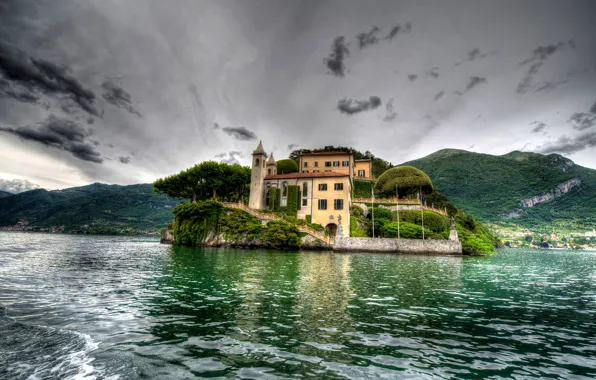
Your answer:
[334,199,344,210]
[314,161,319,167]
[325,170,331,172]
[313,170,320,173]
[318,199,327,210]
[304,161,308,168]
[302,183,308,206]
[255,158,260,167]
[303,170,309,173]
[325,161,332,167]
[342,161,349,167]
[318,183,327,191]
[281,182,288,206]
[268,168,271,175]
[358,170,365,177]
[333,161,340,167]
[334,183,343,191]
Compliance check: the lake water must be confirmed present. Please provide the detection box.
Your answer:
[1,232,595,379]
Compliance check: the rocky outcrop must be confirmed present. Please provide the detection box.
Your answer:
[520,178,581,208]
[499,210,524,219]
[160,228,174,244]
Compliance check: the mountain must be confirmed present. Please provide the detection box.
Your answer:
[0,183,181,234]
[0,190,13,199]
[403,149,596,231]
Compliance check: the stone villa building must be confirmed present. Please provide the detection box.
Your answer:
[248,141,372,238]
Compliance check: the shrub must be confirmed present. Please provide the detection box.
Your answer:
[286,185,301,216]
[220,209,263,241]
[375,166,433,197]
[264,220,301,249]
[276,159,299,174]
[381,221,428,239]
[368,207,393,221]
[393,210,449,233]
[305,215,312,224]
[354,180,373,198]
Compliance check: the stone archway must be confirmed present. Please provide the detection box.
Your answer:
[326,223,338,238]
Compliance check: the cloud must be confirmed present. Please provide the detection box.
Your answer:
[536,130,596,154]
[213,122,220,130]
[568,112,596,131]
[530,121,547,133]
[408,74,417,82]
[102,79,142,117]
[356,26,381,49]
[323,36,350,77]
[0,78,40,104]
[0,114,103,163]
[337,96,382,115]
[118,156,131,164]
[591,101,596,114]
[287,144,299,150]
[0,40,100,116]
[467,48,486,61]
[464,76,487,92]
[517,41,573,94]
[0,178,40,193]
[433,91,445,101]
[383,98,397,121]
[214,150,243,165]
[221,126,257,140]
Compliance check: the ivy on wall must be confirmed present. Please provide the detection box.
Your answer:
[267,188,280,210]
[172,200,224,246]
[286,185,301,216]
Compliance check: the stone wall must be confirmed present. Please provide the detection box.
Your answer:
[333,236,462,255]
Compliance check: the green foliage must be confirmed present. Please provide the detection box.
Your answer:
[276,159,299,174]
[305,215,312,224]
[267,188,280,210]
[369,207,392,220]
[353,180,373,198]
[402,149,596,231]
[381,221,428,239]
[264,220,301,249]
[423,191,458,216]
[375,166,434,197]
[172,201,223,245]
[153,161,250,203]
[395,210,450,233]
[220,210,263,241]
[289,145,393,178]
[0,183,181,234]
[350,206,368,237]
[454,211,500,254]
[286,185,301,216]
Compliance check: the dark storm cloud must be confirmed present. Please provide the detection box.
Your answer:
[323,36,350,77]
[118,156,131,164]
[213,122,220,130]
[0,78,40,104]
[590,101,596,114]
[287,144,299,150]
[221,126,257,141]
[0,40,100,116]
[385,24,402,41]
[356,26,381,49]
[517,41,574,94]
[464,76,487,92]
[0,114,103,163]
[468,48,486,61]
[102,79,142,117]
[568,112,596,131]
[337,96,382,115]
[433,91,445,101]
[383,98,397,122]
[408,74,417,82]
[536,131,596,154]
[530,121,547,133]
[215,151,243,165]
[0,178,40,193]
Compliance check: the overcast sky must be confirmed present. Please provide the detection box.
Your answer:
[1,0,595,191]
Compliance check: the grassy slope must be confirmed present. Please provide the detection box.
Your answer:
[0,183,181,233]
[403,149,596,230]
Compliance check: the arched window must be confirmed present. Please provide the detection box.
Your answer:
[281,181,288,206]
[302,182,308,207]
[268,168,272,175]
[255,158,260,167]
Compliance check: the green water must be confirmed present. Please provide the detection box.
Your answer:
[1,232,595,379]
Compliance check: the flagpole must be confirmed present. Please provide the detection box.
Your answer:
[371,182,375,238]
[420,186,424,240]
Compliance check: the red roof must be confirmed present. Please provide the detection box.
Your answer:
[300,151,353,156]
[355,159,372,162]
[264,171,349,180]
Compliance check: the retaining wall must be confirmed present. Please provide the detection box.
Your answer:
[333,236,462,255]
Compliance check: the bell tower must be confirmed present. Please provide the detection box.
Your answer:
[249,141,267,209]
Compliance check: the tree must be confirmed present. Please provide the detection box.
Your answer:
[153,161,250,203]
[375,166,434,197]
[276,159,299,174]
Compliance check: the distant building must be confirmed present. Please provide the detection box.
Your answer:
[248,142,372,238]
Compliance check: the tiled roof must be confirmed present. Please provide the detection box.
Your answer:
[253,141,266,155]
[264,171,349,180]
[299,151,353,156]
[355,159,372,162]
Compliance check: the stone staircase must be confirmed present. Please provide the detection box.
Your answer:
[222,202,331,244]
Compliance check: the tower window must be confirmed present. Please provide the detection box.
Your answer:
[255,158,260,167]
